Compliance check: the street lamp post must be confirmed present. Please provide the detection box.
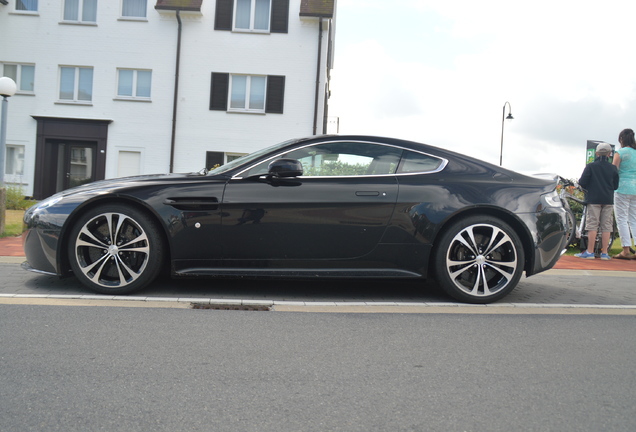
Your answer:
[0,76,17,235]
[499,101,514,166]
[0,77,17,184]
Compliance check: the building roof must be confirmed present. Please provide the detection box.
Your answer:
[299,0,335,18]
[155,0,203,11]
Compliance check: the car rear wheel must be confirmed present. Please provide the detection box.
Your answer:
[67,204,165,295]
[434,215,525,304]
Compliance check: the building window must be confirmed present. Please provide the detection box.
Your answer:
[63,0,98,23]
[230,74,266,112]
[227,153,246,163]
[15,0,38,12]
[210,72,285,114]
[206,151,247,169]
[5,145,25,176]
[206,151,224,170]
[121,0,147,18]
[2,63,35,93]
[214,0,288,33]
[117,69,151,100]
[59,66,93,103]
[234,0,270,32]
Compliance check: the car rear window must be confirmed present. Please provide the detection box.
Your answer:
[397,150,443,174]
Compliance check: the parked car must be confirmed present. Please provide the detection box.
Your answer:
[22,135,568,303]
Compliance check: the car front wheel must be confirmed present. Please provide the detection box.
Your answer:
[67,204,165,295]
[434,216,525,304]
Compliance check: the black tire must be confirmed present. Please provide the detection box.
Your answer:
[565,208,577,247]
[593,232,602,256]
[591,230,616,257]
[434,215,525,304]
[67,204,165,295]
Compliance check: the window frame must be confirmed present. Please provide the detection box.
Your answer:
[206,151,249,170]
[120,0,148,20]
[237,141,402,179]
[234,141,448,179]
[396,150,446,174]
[57,66,94,104]
[226,153,247,163]
[5,144,26,177]
[115,68,152,101]
[228,74,267,113]
[2,63,35,94]
[62,0,98,24]
[14,0,38,13]
[233,0,271,33]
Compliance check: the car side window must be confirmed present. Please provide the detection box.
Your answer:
[240,142,403,178]
[285,142,402,177]
[397,150,443,174]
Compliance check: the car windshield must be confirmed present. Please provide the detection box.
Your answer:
[207,138,301,175]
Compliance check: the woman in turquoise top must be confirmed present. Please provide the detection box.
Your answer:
[612,128,636,259]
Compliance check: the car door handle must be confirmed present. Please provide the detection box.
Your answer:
[355,191,380,196]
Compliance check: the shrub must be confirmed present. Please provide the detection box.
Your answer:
[4,185,37,210]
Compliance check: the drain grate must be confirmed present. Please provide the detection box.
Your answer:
[192,303,271,311]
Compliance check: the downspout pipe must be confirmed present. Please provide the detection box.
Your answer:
[169,9,182,173]
[312,18,323,135]
[322,19,333,134]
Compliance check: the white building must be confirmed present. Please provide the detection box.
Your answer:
[0,0,336,199]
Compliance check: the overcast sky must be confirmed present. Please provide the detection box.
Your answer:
[328,0,636,180]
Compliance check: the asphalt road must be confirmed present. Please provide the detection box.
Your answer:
[1,304,635,432]
[2,260,636,431]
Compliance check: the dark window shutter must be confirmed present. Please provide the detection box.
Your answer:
[265,75,285,114]
[210,73,229,111]
[214,0,233,31]
[270,0,289,33]
[206,151,225,169]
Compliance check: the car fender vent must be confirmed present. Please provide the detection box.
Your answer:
[164,197,219,211]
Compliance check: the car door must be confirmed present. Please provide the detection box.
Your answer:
[219,140,401,263]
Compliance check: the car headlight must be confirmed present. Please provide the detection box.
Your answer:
[34,195,64,212]
[24,195,64,222]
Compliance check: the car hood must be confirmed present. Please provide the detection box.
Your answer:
[47,172,220,199]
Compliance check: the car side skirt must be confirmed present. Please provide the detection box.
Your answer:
[173,268,423,278]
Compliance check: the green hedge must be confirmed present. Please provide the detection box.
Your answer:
[5,186,37,210]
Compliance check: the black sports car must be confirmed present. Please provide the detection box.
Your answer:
[22,135,568,303]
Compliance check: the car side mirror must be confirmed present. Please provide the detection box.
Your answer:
[268,159,303,178]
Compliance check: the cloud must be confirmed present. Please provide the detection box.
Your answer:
[329,0,636,179]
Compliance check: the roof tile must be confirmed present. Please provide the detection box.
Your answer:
[155,0,203,11]
[299,0,335,18]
